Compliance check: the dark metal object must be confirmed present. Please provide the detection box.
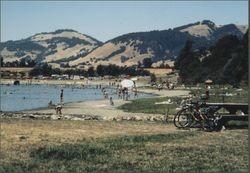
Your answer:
[206,103,248,114]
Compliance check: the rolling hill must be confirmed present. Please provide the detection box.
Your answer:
[1,20,247,68]
[69,20,247,67]
[0,29,102,68]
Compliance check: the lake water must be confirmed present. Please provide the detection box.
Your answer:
[0,84,152,112]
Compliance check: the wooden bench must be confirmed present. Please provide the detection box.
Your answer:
[206,103,248,127]
[206,103,248,114]
[218,114,248,124]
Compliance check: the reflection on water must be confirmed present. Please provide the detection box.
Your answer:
[0,84,152,112]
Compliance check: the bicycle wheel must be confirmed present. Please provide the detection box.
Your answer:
[176,109,195,128]
[173,112,182,128]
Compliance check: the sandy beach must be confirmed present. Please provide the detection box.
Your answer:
[22,88,189,120]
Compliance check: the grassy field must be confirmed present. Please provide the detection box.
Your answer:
[188,84,248,103]
[119,85,248,115]
[118,97,180,115]
[0,119,248,173]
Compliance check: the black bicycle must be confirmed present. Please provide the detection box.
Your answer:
[174,99,222,131]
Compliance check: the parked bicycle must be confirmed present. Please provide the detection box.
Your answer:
[174,99,222,131]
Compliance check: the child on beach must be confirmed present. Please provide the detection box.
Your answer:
[110,97,114,106]
[55,105,62,116]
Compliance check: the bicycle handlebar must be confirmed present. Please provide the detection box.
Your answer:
[190,101,206,107]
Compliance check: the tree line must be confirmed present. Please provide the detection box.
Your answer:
[175,31,248,85]
[0,57,36,67]
[29,63,150,77]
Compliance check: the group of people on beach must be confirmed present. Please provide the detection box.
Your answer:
[151,80,175,91]
[101,83,138,105]
[49,81,139,115]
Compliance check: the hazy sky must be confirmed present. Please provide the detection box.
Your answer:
[1,1,248,42]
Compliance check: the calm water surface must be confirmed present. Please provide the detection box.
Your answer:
[1,84,152,112]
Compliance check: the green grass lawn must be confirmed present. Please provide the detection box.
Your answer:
[119,85,248,115]
[118,97,181,115]
[189,85,248,103]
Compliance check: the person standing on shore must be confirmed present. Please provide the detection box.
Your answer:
[134,88,138,98]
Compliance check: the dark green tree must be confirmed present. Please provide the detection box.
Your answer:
[19,58,27,67]
[87,66,95,77]
[0,57,4,67]
[220,32,248,84]
[175,40,201,83]
[174,33,248,85]
[96,64,105,76]
[143,58,152,68]
[150,73,156,82]
[41,63,53,76]
[137,61,142,68]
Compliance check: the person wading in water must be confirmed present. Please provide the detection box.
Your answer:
[60,89,64,104]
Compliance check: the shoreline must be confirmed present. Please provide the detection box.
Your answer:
[1,78,190,120]
[6,89,188,120]
[0,78,148,86]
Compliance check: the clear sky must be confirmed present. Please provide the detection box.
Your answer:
[1,1,248,42]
